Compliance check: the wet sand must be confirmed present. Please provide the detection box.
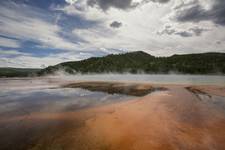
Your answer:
[0,81,225,150]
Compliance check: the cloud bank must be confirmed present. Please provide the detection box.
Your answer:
[173,0,225,26]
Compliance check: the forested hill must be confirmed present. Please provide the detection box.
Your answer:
[38,51,225,75]
[0,68,40,77]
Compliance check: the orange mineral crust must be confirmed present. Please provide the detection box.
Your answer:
[0,84,225,150]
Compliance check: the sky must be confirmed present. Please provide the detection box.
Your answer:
[0,0,225,68]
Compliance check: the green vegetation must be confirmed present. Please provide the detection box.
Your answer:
[39,51,225,75]
[1,51,224,77]
[0,68,40,77]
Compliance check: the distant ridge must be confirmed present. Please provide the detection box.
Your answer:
[38,51,225,75]
[0,68,40,77]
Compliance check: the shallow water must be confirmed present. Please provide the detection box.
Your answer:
[0,77,224,150]
[197,93,225,112]
[55,74,225,86]
[0,79,134,119]
[0,78,136,150]
[0,74,224,118]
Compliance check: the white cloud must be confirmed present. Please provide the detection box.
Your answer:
[0,51,85,68]
[0,2,80,51]
[64,0,225,56]
[66,1,176,55]
[0,55,61,68]
[0,37,21,48]
[65,0,78,5]
[0,49,29,56]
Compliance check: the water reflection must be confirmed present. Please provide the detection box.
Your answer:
[0,88,135,119]
[197,94,225,111]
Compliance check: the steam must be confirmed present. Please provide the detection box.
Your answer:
[39,68,225,86]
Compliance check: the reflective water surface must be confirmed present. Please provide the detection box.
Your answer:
[0,86,134,119]
[0,76,224,150]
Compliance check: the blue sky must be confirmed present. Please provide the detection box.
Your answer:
[0,0,225,68]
